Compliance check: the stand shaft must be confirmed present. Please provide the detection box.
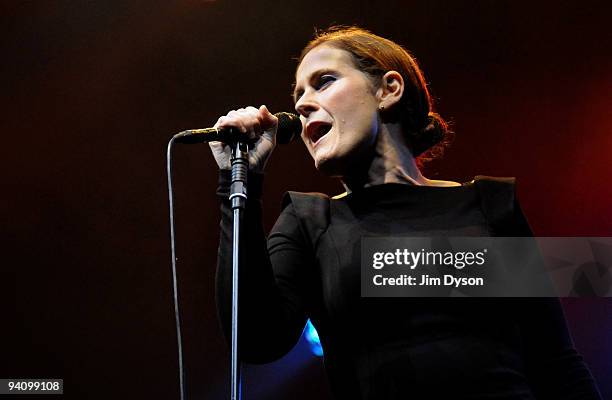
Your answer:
[229,142,248,400]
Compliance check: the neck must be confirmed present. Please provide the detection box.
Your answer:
[341,122,428,193]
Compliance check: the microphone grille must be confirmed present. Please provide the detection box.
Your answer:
[275,112,302,144]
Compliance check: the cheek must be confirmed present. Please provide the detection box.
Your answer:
[341,103,379,139]
[335,85,378,126]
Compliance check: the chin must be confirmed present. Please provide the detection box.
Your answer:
[314,154,348,178]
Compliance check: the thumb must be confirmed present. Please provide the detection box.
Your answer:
[259,105,278,131]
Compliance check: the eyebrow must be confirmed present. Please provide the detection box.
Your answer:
[290,82,298,103]
[292,68,336,103]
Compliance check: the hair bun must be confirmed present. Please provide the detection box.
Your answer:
[300,25,452,164]
[409,113,449,157]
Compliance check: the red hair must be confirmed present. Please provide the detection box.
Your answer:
[299,26,452,163]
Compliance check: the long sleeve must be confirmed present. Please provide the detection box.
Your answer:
[477,178,602,398]
[510,198,602,399]
[516,298,602,400]
[214,170,311,363]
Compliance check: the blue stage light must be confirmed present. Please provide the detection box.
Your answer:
[303,319,323,357]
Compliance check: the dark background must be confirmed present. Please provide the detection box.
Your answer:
[3,1,611,399]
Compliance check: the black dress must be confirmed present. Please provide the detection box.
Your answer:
[215,171,601,400]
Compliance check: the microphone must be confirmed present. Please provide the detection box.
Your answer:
[173,112,302,145]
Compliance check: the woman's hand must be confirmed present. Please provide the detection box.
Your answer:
[208,105,278,172]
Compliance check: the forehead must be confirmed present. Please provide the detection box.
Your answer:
[295,45,357,82]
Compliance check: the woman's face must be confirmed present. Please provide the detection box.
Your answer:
[294,45,381,177]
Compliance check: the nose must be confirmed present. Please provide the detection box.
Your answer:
[294,92,319,118]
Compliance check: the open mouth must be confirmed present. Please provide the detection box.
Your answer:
[309,122,332,145]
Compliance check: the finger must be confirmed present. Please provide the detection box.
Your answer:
[224,110,248,133]
[248,118,262,140]
[214,116,228,129]
[234,107,262,139]
[259,105,278,130]
[215,107,266,140]
[243,107,263,135]
[220,120,247,134]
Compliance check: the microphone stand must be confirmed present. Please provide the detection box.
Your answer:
[167,114,298,400]
[229,140,248,400]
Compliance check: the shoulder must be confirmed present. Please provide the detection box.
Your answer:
[471,175,516,186]
[281,191,330,211]
[468,175,532,235]
[469,175,518,205]
[280,191,331,243]
[423,176,517,187]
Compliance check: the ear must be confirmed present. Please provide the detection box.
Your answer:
[376,71,404,110]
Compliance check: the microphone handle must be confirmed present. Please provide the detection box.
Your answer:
[173,127,248,144]
[173,112,301,145]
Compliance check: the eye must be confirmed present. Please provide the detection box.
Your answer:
[315,74,336,90]
[293,90,303,104]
